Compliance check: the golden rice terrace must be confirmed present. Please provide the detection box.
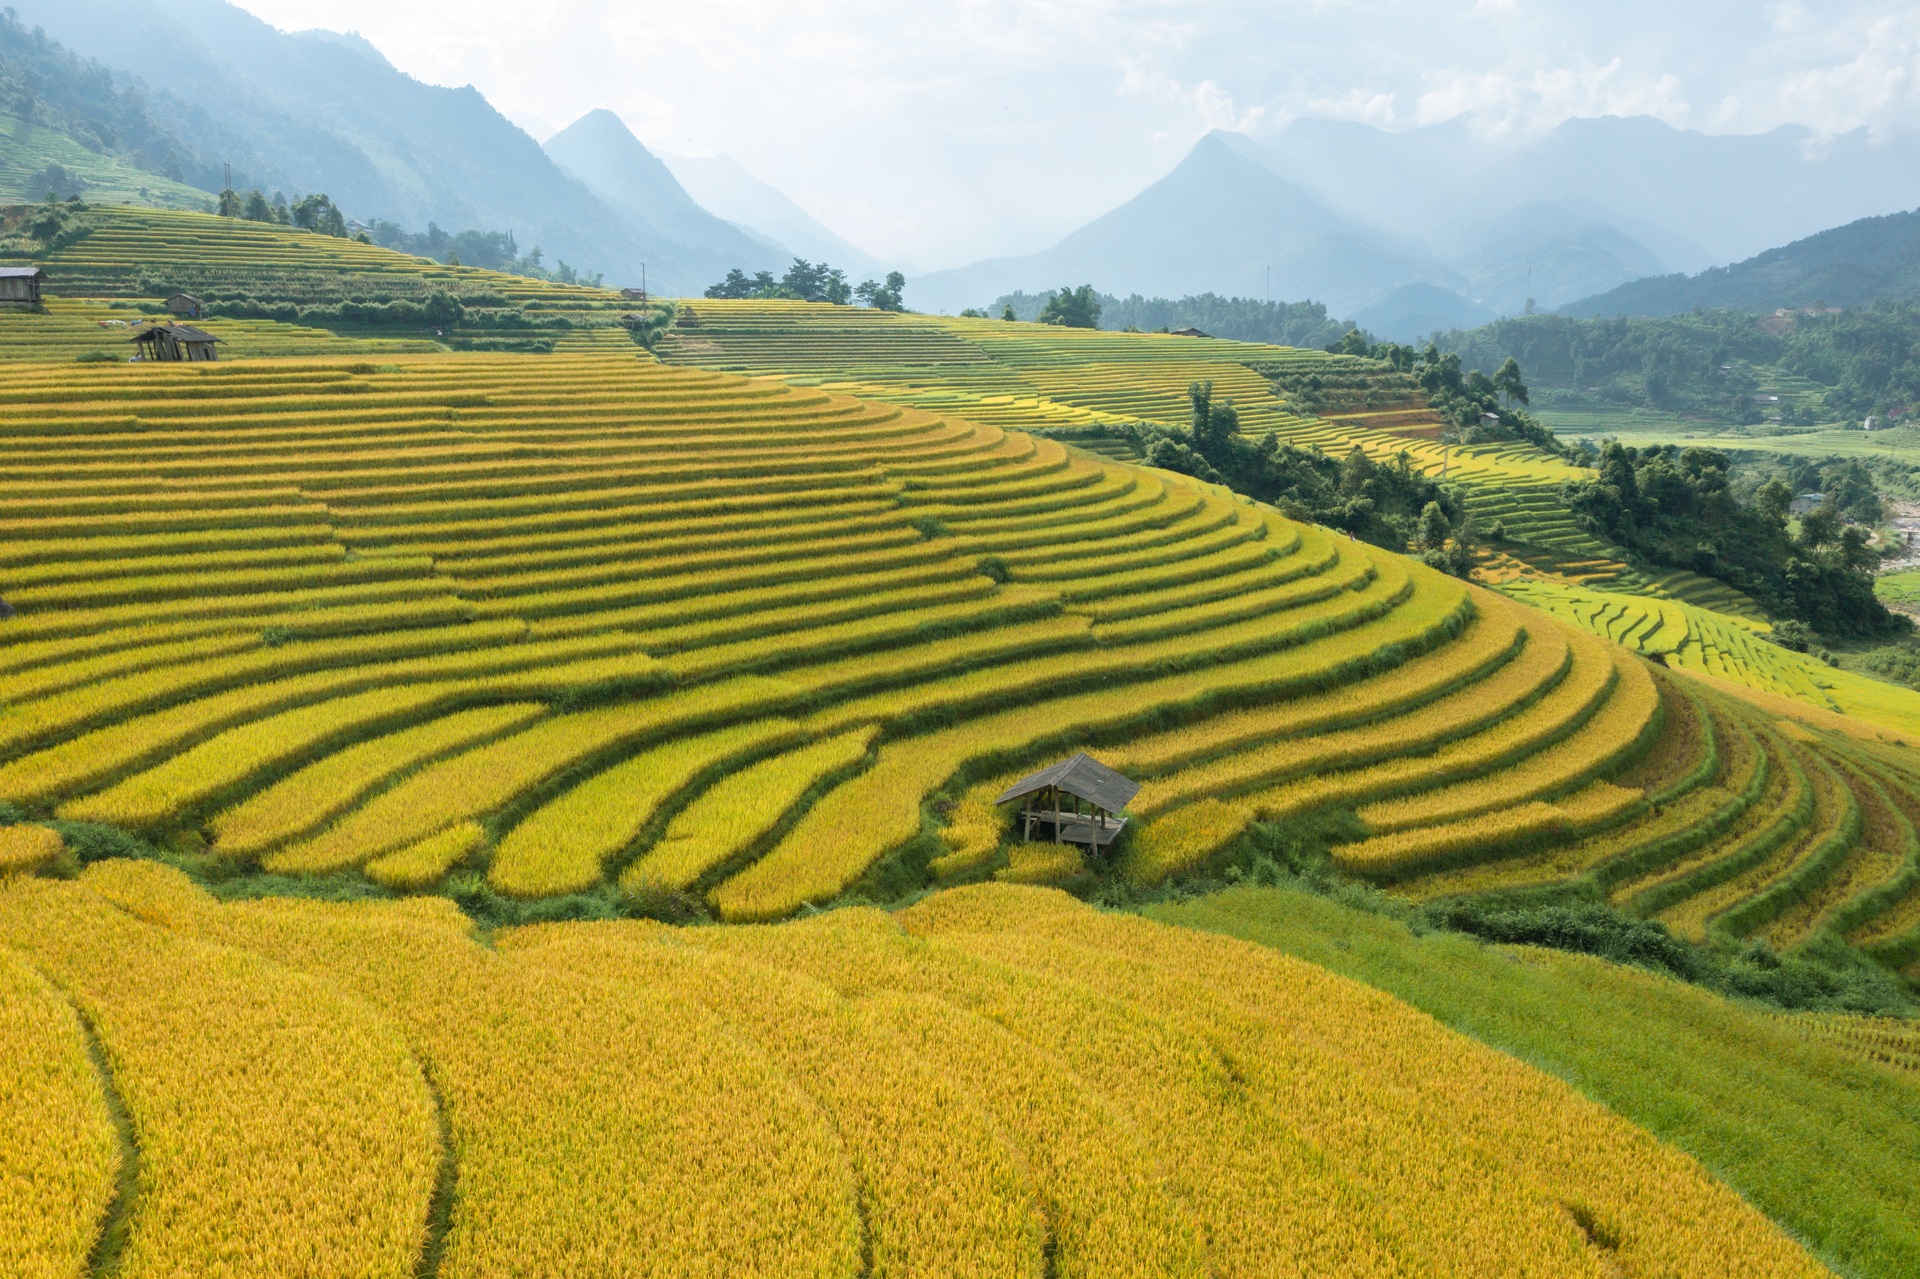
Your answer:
[0,350,1906,978]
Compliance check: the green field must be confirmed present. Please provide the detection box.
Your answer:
[1150,885,1920,1279]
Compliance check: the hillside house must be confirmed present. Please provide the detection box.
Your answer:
[1169,326,1210,338]
[1790,492,1825,517]
[166,294,204,319]
[621,287,649,302]
[0,266,44,306]
[997,753,1139,850]
[130,322,221,362]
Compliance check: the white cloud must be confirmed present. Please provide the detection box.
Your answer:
[224,0,1920,264]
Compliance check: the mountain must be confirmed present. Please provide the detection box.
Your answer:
[3,0,720,291]
[661,151,893,278]
[1562,207,1920,317]
[542,110,788,281]
[908,131,1455,315]
[1352,283,1495,344]
[1444,200,1674,315]
[1258,114,1920,270]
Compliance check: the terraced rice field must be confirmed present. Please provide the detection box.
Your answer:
[0,349,1917,972]
[0,297,440,362]
[1504,579,1920,733]
[0,861,1840,1278]
[14,205,629,310]
[0,115,214,209]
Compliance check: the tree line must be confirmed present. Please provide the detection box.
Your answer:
[1431,305,1920,425]
[705,260,907,310]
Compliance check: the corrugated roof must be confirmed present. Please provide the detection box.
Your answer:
[996,753,1140,813]
[0,266,44,278]
[129,323,220,343]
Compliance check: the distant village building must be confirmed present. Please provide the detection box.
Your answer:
[1168,326,1210,338]
[165,293,204,319]
[129,322,221,362]
[1789,492,1825,517]
[621,287,649,302]
[0,266,45,306]
[996,753,1140,850]
[1865,416,1881,432]
[1481,411,1502,430]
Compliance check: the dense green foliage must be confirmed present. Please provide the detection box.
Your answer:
[1566,442,1904,637]
[854,271,906,311]
[0,10,256,193]
[1566,207,1920,318]
[706,258,853,304]
[1326,331,1566,452]
[1036,283,1101,328]
[1437,303,1920,423]
[993,288,1354,348]
[1148,885,1920,1279]
[1107,382,1477,572]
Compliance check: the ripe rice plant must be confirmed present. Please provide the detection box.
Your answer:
[493,719,807,897]
[0,824,65,876]
[625,728,879,891]
[0,948,118,1279]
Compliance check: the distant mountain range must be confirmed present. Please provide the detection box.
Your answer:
[660,152,897,279]
[910,117,1920,339]
[9,1,1920,326]
[4,0,827,292]
[1562,208,1920,318]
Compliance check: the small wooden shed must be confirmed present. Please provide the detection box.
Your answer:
[166,293,204,319]
[130,322,221,362]
[0,266,44,306]
[996,753,1140,849]
[1169,326,1210,338]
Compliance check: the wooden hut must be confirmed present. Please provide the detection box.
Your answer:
[996,753,1139,849]
[0,266,44,306]
[129,323,221,362]
[166,293,204,319]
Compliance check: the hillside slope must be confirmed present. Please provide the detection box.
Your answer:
[542,109,791,279]
[0,345,1913,978]
[910,131,1454,315]
[1565,207,1920,317]
[8,0,703,289]
[0,862,1841,1278]
[1155,885,1920,1279]
[662,149,893,277]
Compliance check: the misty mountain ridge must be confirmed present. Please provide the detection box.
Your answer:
[661,151,898,279]
[1563,207,1920,318]
[3,0,807,292]
[542,109,792,283]
[915,114,1920,340]
[910,131,1464,327]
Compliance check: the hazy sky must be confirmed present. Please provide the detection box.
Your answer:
[225,1,1920,267]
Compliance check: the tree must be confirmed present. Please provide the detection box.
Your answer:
[706,269,754,300]
[1417,500,1452,550]
[243,189,272,222]
[291,193,347,237]
[1492,356,1529,406]
[217,186,243,218]
[1325,329,1370,357]
[1187,380,1238,454]
[1000,303,1017,322]
[422,291,464,328]
[1037,284,1100,328]
[855,271,906,311]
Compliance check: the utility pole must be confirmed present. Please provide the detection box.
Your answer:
[1265,266,1271,305]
